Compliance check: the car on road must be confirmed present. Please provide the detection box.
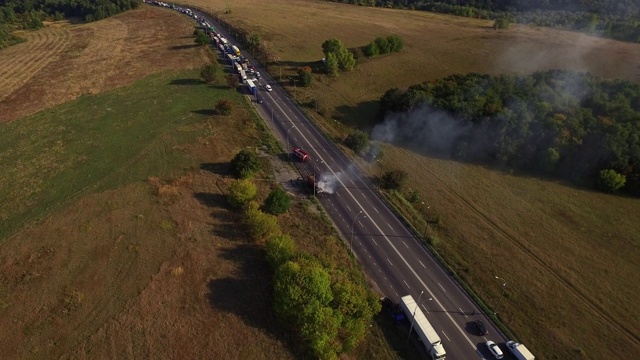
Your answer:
[265,84,272,92]
[486,340,504,359]
[256,71,261,78]
[473,320,488,335]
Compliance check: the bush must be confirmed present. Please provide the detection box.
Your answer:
[194,30,210,46]
[374,36,390,54]
[598,169,626,193]
[264,186,291,215]
[245,202,280,242]
[230,149,261,179]
[265,234,296,268]
[386,34,404,52]
[298,68,313,87]
[226,74,240,88]
[494,18,510,29]
[200,63,218,83]
[380,170,408,190]
[363,42,379,57]
[344,130,369,155]
[215,98,233,115]
[227,179,257,209]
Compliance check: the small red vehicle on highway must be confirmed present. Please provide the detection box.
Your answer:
[292,147,310,162]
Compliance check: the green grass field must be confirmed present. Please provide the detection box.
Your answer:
[0,69,244,240]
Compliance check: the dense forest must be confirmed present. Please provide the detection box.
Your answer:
[375,70,640,195]
[324,0,640,43]
[0,0,140,49]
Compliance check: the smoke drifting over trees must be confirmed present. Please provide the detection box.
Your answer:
[373,70,640,195]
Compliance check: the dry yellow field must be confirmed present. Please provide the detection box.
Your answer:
[0,6,207,123]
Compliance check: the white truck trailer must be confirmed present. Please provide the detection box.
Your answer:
[400,294,446,360]
[506,341,535,360]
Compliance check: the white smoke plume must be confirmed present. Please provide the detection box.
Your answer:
[371,103,470,157]
[316,165,358,194]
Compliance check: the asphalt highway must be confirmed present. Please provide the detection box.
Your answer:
[185,6,514,359]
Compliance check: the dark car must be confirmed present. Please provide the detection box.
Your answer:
[257,98,264,104]
[473,320,488,335]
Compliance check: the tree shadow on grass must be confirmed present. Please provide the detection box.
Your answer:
[169,78,204,86]
[333,100,380,129]
[192,109,217,116]
[200,162,230,176]
[193,192,227,208]
[168,44,199,50]
[206,245,303,356]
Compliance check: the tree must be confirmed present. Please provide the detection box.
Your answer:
[264,186,291,215]
[245,202,280,242]
[598,169,626,193]
[344,130,369,155]
[200,63,218,84]
[321,38,344,57]
[247,33,261,56]
[374,36,390,54]
[265,234,296,269]
[337,48,356,71]
[494,18,510,29]
[363,42,379,57]
[298,68,313,87]
[226,74,240,88]
[194,29,209,46]
[227,179,257,209]
[215,98,233,115]
[325,52,339,76]
[380,170,408,190]
[386,34,404,52]
[230,149,261,179]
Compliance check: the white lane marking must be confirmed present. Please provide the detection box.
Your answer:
[269,88,478,351]
[362,193,366,198]
[371,238,378,246]
[346,205,352,212]
[368,255,372,259]
[439,283,447,292]
[459,308,468,318]
[402,241,409,248]
[403,280,410,289]
[373,207,379,214]
[350,179,356,186]
[358,221,363,227]
[421,304,429,314]
[387,223,394,231]
[387,258,393,266]
[442,330,451,342]
[419,261,426,268]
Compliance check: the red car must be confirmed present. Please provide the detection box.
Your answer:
[292,147,309,162]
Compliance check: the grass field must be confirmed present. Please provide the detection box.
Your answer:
[0,6,207,123]
[180,0,640,358]
[0,67,295,358]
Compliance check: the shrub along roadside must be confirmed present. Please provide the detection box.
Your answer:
[223,156,380,359]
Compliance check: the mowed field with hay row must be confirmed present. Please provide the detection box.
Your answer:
[0,5,207,123]
[181,0,640,358]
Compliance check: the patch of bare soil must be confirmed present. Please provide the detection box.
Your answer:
[0,5,208,123]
